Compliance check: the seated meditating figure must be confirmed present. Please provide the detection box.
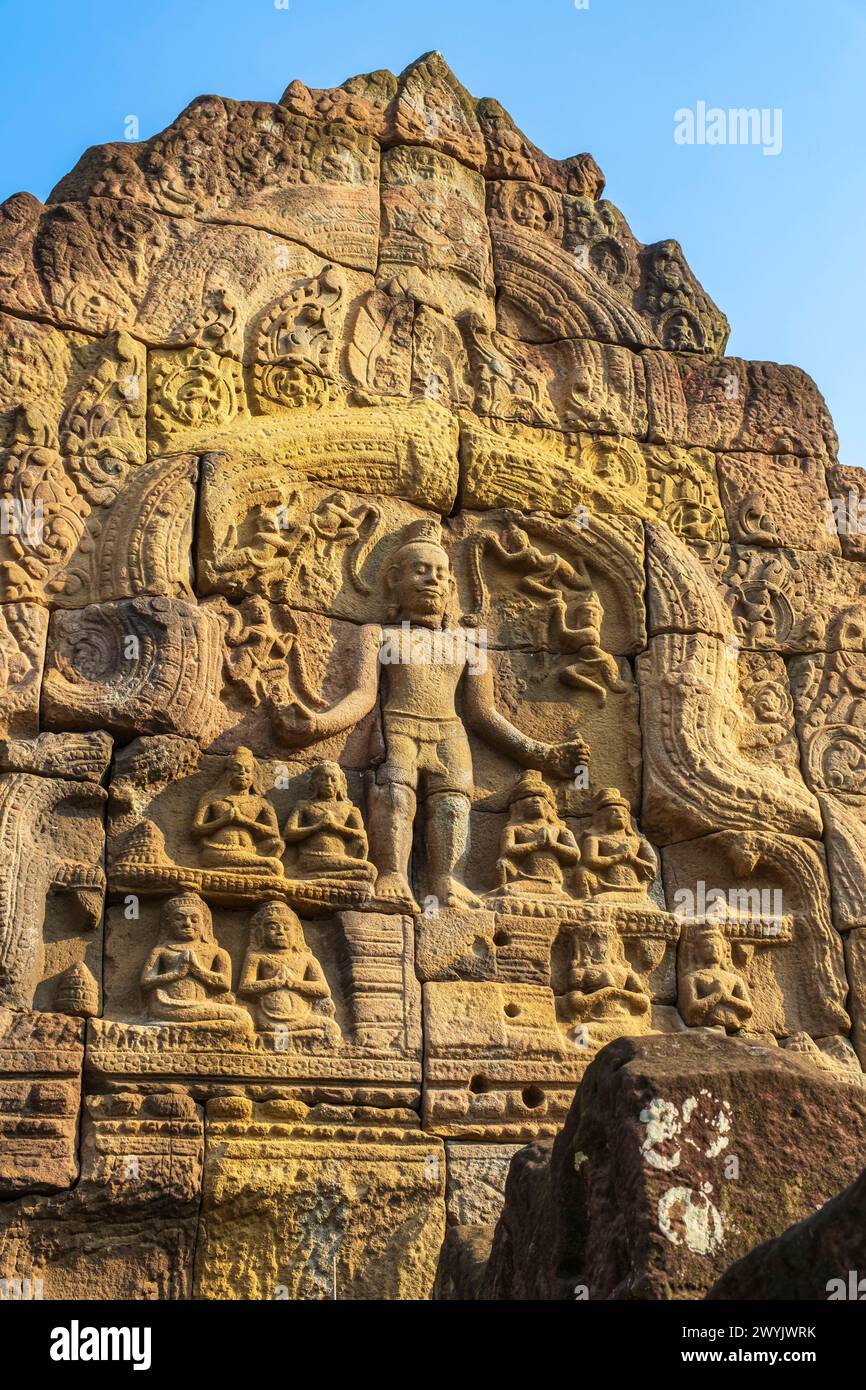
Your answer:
[493,770,581,899]
[282,761,374,882]
[678,923,753,1033]
[191,746,284,874]
[140,893,250,1028]
[559,924,650,1029]
[575,787,657,903]
[238,900,338,1040]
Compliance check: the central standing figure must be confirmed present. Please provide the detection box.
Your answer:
[274,519,588,911]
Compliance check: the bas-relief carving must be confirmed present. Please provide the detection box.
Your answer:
[0,749,107,1013]
[0,51,863,1299]
[0,1088,204,1298]
[0,1008,85,1194]
[0,603,47,736]
[662,830,849,1041]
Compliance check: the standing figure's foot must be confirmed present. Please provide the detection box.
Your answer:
[432,876,483,910]
[374,871,420,914]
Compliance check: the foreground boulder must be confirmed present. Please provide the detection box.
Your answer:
[707,1163,866,1300]
[483,1031,866,1299]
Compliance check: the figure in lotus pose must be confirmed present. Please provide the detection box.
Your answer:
[575,787,657,902]
[238,899,337,1040]
[191,747,284,874]
[678,923,753,1033]
[282,761,374,882]
[559,924,650,1029]
[141,893,249,1028]
[493,770,581,899]
[274,519,588,912]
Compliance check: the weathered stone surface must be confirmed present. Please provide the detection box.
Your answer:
[689,543,866,653]
[483,1032,866,1299]
[826,463,866,561]
[707,1160,866,1300]
[434,1139,524,1298]
[0,1009,84,1195]
[0,763,105,1011]
[0,729,111,780]
[0,49,860,1303]
[662,831,849,1040]
[643,353,837,460]
[716,450,838,554]
[195,1099,445,1299]
[379,146,493,322]
[0,1090,203,1299]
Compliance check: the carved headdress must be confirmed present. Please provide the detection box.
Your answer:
[589,786,631,817]
[507,768,558,810]
[392,517,446,553]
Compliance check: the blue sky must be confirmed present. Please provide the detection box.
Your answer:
[2,0,864,464]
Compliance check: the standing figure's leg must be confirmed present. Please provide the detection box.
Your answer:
[425,790,482,910]
[367,773,419,912]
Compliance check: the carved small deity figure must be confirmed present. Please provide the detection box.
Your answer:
[0,626,33,690]
[677,923,753,1033]
[583,434,644,497]
[238,900,338,1039]
[664,311,701,352]
[222,500,309,579]
[191,747,284,874]
[822,734,866,793]
[472,517,590,606]
[575,788,657,902]
[737,492,779,546]
[222,596,292,704]
[464,316,551,425]
[282,761,374,882]
[730,555,792,645]
[274,519,588,912]
[299,492,380,597]
[559,925,650,1027]
[141,893,249,1027]
[647,241,690,313]
[550,592,627,702]
[590,237,627,284]
[510,184,553,234]
[493,770,581,899]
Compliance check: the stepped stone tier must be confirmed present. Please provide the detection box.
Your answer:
[0,50,861,1301]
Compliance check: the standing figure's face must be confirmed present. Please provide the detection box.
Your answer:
[391,543,451,626]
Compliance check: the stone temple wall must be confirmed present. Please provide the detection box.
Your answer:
[0,50,863,1300]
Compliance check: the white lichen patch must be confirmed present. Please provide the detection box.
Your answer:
[639,1091,733,1171]
[639,1097,683,1171]
[658,1183,725,1255]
